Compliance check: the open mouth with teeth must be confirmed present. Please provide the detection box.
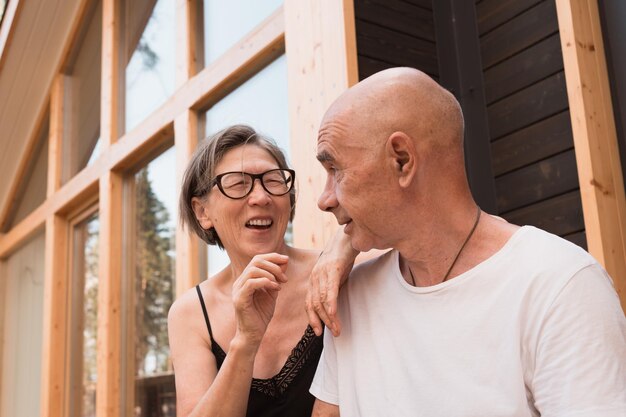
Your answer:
[246,219,273,230]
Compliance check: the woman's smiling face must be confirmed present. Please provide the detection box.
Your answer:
[195,144,292,261]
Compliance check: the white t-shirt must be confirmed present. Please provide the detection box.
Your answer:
[310,226,626,416]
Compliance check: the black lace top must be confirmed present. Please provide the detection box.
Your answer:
[196,285,323,416]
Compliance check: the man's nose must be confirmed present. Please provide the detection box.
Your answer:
[317,179,338,212]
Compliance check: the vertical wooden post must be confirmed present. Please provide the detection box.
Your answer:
[40,215,69,417]
[284,0,359,249]
[175,110,204,296]
[174,0,204,295]
[97,0,123,416]
[96,172,123,417]
[175,0,199,88]
[39,69,72,417]
[556,0,626,311]
[101,0,121,149]
[48,75,66,197]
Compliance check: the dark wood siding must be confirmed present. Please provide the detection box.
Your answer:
[354,0,438,80]
[477,0,586,248]
[353,0,586,249]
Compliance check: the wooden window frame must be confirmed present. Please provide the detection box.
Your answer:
[65,203,99,417]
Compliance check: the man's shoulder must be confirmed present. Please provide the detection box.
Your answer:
[514,226,595,264]
[350,249,396,279]
[503,226,600,286]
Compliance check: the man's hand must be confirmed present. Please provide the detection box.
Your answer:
[306,227,357,337]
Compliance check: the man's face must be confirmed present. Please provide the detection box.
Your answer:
[316,113,393,252]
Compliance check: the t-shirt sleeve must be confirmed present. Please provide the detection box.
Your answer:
[310,327,340,405]
[531,263,626,416]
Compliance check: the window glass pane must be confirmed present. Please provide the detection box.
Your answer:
[63,0,102,182]
[0,1,7,26]
[6,115,48,230]
[69,214,99,417]
[1,233,45,417]
[203,55,289,275]
[133,147,176,417]
[202,0,282,65]
[125,0,176,133]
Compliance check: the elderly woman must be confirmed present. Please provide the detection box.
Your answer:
[169,125,343,417]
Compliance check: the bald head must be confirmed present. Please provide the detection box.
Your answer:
[323,67,464,153]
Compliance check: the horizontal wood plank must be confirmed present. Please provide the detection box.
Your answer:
[481,0,558,69]
[401,0,432,10]
[503,190,584,236]
[496,149,580,213]
[487,71,569,139]
[358,54,438,80]
[355,0,435,42]
[484,33,564,104]
[491,111,573,176]
[356,20,438,75]
[477,0,543,35]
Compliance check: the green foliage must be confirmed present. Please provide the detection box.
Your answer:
[134,168,175,376]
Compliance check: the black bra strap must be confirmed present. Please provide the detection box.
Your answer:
[196,284,214,339]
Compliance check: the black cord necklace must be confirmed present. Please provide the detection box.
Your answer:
[409,206,481,286]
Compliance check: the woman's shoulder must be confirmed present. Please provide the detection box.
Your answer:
[168,284,202,326]
[286,247,321,271]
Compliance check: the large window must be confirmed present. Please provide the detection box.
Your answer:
[61,0,102,181]
[201,0,282,66]
[68,212,99,417]
[0,233,45,417]
[129,148,176,417]
[125,0,176,133]
[201,55,290,275]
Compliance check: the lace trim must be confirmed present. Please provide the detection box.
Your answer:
[211,325,322,398]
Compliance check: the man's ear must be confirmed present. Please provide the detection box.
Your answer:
[386,132,416,188]
[191,197,213,230]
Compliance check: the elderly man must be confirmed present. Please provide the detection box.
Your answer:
[308,68,626,416]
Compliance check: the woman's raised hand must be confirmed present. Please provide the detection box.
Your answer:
[232,253,289,349]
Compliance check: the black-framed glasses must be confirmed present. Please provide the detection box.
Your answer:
[211,169,295,199]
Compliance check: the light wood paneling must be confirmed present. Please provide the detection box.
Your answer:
[96,171,123,417]
[0,261,6,412]
[0,0,22,71]
[556,0,626,310]
[174,110,204,296]
[0,8,284,259]
[284,0,359,249]
[0,0,88,230]
[40,215,69,417]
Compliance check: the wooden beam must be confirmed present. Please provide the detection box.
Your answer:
[175,0,200,87]
[174,110,204,296]
[556,0,626,311]
[101,0,121,148]
[0,9,284,259]
[96,171,123,417]
[284,0,359,248]
[40,215,70,417]
[48,75,67,197]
